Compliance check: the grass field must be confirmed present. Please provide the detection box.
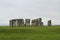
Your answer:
[0,26,60,40]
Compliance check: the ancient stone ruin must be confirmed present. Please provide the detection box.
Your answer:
[31,19,38,26]
[37,18,43,26]
[25,19,30,26]
[31,18,43,26]
[48,20,52,26]
[9,19,24,27]
[9,18,52,27]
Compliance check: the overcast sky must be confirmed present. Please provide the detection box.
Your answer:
[0,0,60,25]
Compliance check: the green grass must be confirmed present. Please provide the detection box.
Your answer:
[0,26,60,40]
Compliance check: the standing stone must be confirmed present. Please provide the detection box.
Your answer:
[31,19,35,26]
[41,22,43,26]
[17,19,24,26]
[25,19,30,26]
[35,19,38,26]
[31,19,38,26]
[31,20,34,26]
[48,20,52,26]
[12,19,17,27]
[38,18,42,26]
[9,19,24,27]
[38,18,42,23]
[9,20,13,27]
[37,18,44,26]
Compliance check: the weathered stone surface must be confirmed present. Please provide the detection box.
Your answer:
[37,18,42,26]
[9,19,24,27]
[41,22,43,26]
[48,20,52,26]
[16,19,24,26]
[9,18,48,27]
[11,19,17,27]
[25,19,30,26]
[31,19,38,26]
[31,19,35,26]
[9,20,13,27]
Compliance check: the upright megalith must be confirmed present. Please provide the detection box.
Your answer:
[9,20,13,27]
[25,19,30,26]
[9,19,17,27]
[9,19,24,27]
[31,19,34,26]
[31,19,38,26]
[16,19,24,26]
[41,22,43,26]
[48,20,52,26]
[38,18,42,23]
[35,19,38,26]
[9,18,54,27]
[11,19,17,27]
[31,20,34,26]
[37,18,43,26]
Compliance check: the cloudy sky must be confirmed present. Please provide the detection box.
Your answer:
[0,0,60,25]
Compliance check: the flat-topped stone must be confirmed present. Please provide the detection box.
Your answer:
[48,20,52,26]
[25,19,30,26]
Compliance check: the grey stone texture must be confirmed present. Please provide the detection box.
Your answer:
[48,20,52,26]
[9,19,24,27]
[41,22,43,26]
[37,18,43,26]
[9,20,13,27]
[31,18,43,26]
[25,19,30,26]
[9,18,52,27]
[32,19,36,26]
[31,19,38,26]
[16,19,24,26]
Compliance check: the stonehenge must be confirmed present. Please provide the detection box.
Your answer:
[48,20,52,26]
[31,18,43,26]
[9,18,52,27]
[37,18,43,26]
[9,20,13,27]
[25,19,30,26]
[31,19,38,26]
[9,19,24,27]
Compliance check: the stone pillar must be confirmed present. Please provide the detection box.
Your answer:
[31,19,38,26]
[9,20,13,27]
[38,18,42,26]
[25,19,30,26]
[17,19,24,26]
[41,22,43,26]
[37,18,44,26]
[12,19,16,27]
[31,20,34,26]
[31,19,34,26]
[35,19,38,26]
[48,20,52,26]
[15,19,18,26]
